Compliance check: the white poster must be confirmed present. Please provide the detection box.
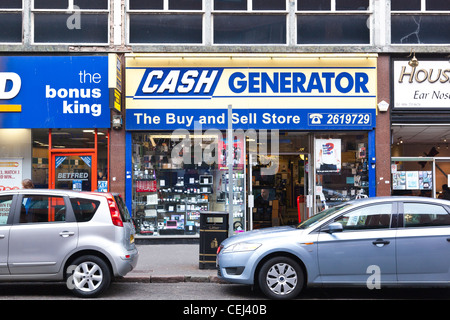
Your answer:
[405,171,419,190]
[0,158,23,191]
[315,139,341,174]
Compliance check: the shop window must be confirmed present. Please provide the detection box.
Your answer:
[391,0,450,44]
[214,14,286,44]
[132,132,245,237]
[314,133,369,212]
[33,0,109,44]
[32,129,50,189]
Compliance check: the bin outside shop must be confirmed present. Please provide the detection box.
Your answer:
[199,211,229,269]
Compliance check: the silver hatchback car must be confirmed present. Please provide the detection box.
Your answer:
[217,196,450,299]
[0,189,138,298]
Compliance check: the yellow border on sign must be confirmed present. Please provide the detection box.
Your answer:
[0,105,21,112]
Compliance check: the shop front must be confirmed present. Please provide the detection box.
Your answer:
[0,56,112,192]
[391,58,450,198]
[125,53,378,238]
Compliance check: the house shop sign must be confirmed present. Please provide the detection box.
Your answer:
[394,60,450,109]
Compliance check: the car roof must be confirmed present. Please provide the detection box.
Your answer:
[345,196,450,206]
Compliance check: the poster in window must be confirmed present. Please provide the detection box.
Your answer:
[0,158,23,191]
[218,136,244,170]
[406,171,419,190]
[315,139,341,174]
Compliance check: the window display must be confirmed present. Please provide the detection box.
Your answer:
[132,132,245,237]
[314,132,369,211]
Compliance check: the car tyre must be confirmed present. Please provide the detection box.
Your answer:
[67,255,111,298]
[258,256,304,300]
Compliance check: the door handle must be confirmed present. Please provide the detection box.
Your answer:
[0,235,4,239]
[447,238,450,242]
[59,231,75,238]
[372,239,390,246]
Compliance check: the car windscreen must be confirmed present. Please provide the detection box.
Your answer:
[296,203,351,229]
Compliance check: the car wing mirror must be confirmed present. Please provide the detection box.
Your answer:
[324,222,343,234]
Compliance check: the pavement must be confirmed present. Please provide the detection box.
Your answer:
[120,244,224,283]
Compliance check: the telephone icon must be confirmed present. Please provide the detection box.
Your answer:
[309,113,323,124]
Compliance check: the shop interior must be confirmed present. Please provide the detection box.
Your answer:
[392,124,450,199]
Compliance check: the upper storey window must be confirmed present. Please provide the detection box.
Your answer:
[296,0,371,45]
[0,0,22,43]
[33,0,109,44]
[128,0,203,44]
[391,0,450,44]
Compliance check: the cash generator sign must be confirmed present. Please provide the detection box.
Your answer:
[126,59,377,130]
[0,56,109,128]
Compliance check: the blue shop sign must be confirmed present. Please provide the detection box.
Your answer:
[126,108,376,131]
[0,56,109,129]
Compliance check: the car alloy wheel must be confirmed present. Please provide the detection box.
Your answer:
[68,255,111,298]
[266,263,297,295]
[258,256,304,299]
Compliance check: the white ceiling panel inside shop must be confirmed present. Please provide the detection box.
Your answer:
[392,125,450,145]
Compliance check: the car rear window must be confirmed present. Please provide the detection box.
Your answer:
[70,198,100,222]
[114,194,131,222]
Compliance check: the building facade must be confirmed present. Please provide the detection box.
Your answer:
[0,0,449,238]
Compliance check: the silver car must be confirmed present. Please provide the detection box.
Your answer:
[217,196,450,299]
[0,189,138,298]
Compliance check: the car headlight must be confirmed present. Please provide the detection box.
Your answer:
[223,242,261,253]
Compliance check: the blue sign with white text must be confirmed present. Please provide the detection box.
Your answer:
[0,56,109,129]
[126,108,376,131]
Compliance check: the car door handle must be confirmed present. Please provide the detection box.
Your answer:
[447,238,450,242]
[59,231,75,238]
[0,235,4,239]
[372,239,390,246]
